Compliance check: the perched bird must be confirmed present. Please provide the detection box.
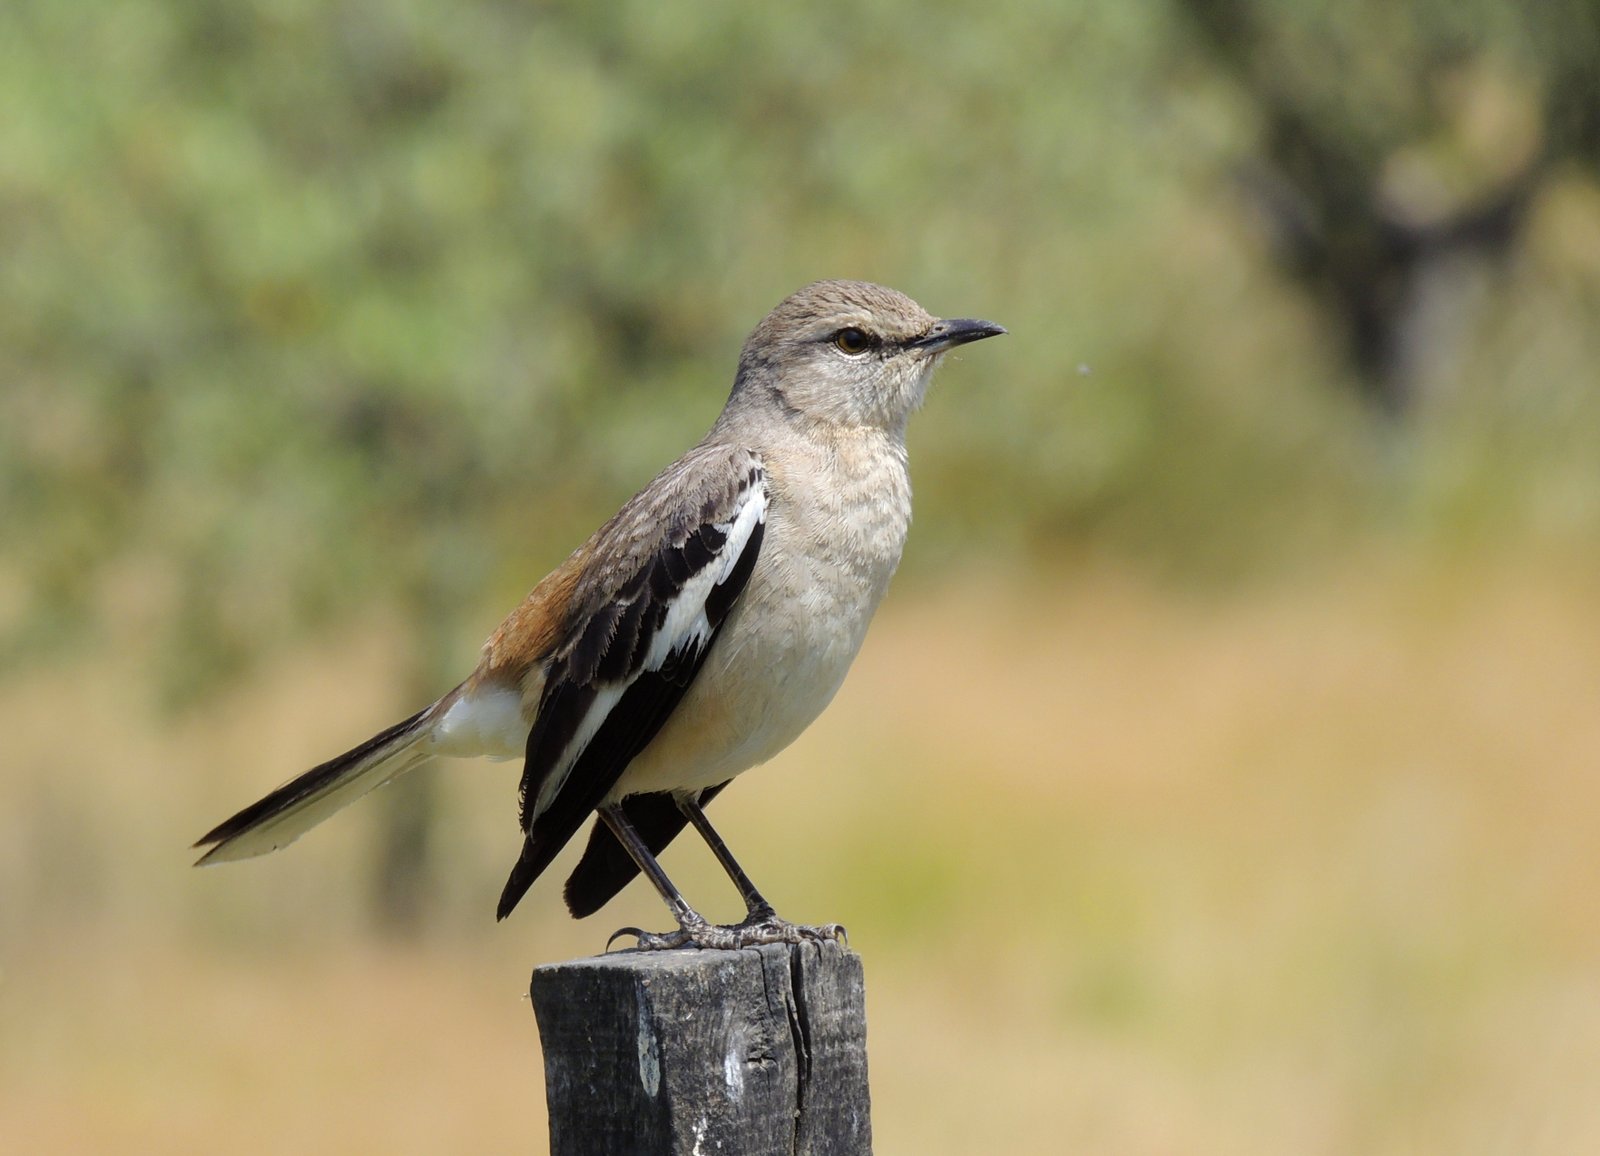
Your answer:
[194,280,1005,949]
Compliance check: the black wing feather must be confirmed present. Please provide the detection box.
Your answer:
[494,470,764,921]
[495,643,722,920]
[562,782,729,918]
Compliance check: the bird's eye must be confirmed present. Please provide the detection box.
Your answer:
[833,327,872,355]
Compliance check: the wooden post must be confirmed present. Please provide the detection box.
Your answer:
[530,941,871,1155]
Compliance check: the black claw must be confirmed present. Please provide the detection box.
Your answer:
[606,926,644,951]
[634,927,696,950]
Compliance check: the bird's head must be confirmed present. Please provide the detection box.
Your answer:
[729,280,1005,435]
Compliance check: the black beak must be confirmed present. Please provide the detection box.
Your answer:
[914,317,1008,353]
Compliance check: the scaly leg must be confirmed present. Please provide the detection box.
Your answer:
[675,795,846,946]
[599,803,742,950]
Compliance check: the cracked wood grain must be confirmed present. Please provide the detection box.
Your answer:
[531,941,870,1155]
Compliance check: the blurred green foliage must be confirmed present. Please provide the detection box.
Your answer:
[2,0,1598,701]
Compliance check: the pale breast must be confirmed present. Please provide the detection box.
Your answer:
[611,431,913,799]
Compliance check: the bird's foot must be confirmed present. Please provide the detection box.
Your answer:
[605,911,745,952]
[732,907,848,946]
[606,909,846,952]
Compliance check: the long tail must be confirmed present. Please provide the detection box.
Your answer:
[193,704,439,866]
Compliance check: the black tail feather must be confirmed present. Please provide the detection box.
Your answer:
[192,706,433,862]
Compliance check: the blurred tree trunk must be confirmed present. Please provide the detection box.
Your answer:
[1177,0,1600,415]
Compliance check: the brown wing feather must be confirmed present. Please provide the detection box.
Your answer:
[478,542,593,680]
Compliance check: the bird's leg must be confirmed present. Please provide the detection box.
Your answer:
[676,796,846,946]
[675,796,775,919]
[598,804,742,951]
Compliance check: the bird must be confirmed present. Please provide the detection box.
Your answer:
[193,279,1005,949]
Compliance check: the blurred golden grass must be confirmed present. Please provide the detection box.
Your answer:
[3,550,1600,1153]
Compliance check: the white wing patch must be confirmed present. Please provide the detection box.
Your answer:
[526,474,768,825]
[645,482,767,672]
[530,682,626,819]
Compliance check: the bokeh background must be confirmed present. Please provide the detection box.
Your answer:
[4,1,1600,1152]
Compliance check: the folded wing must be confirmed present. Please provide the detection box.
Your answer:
[495,446,767,919]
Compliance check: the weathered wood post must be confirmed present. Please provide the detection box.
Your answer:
[531,941,871,1155]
